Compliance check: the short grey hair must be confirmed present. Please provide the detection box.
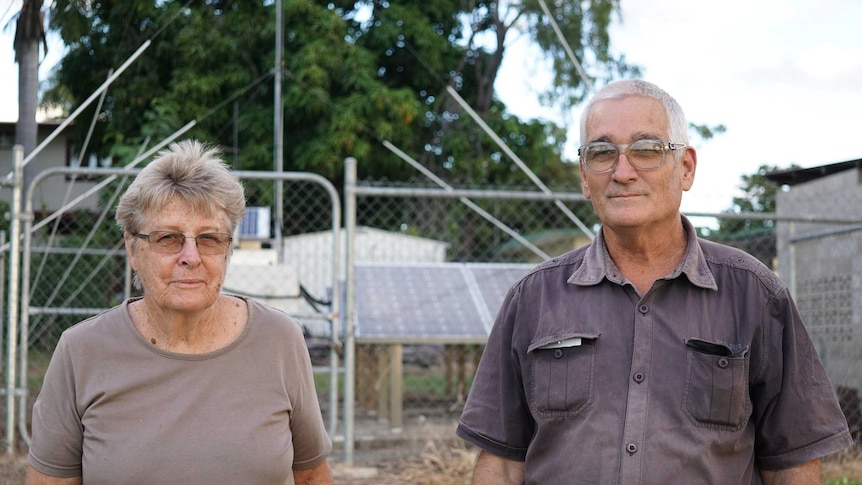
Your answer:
[579,79,689,148]
[115,139,246,237]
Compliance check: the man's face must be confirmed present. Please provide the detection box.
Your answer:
[580,96,696,233]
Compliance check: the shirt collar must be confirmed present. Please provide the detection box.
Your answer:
[568,215,718,291]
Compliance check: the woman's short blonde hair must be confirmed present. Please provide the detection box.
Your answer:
[115,139,246,236]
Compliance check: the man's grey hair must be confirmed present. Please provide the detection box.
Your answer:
[579,79,689,148]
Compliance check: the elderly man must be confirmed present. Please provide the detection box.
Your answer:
[456,79,851,484]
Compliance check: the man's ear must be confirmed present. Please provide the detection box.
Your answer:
[680,146,697,192]
[579,162,592,199]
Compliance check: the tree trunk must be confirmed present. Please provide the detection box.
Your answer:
[17,39,39,152]
[15,0,44,200]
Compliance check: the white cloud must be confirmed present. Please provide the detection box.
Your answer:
[794,43,862,86]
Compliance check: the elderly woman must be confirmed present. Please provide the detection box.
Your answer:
[26,140,333,485]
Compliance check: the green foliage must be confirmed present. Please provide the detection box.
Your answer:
[0,200,10,236]
[697,164,798,268]
[718,164,798,235]
[44,0,628,194]
[826,479,862,485]
[688,122,726,143]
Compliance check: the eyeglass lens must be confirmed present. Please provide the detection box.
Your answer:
[583,140,667,172]
[142,231,231,254]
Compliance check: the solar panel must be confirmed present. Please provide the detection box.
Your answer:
[354,262,533,343]
[469,263,537,322]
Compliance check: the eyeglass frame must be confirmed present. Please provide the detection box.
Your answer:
[134,231,233,255]
[577,139,687,173]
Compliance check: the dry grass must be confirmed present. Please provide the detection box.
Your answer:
[377,439,477,485]
[343,441,862,485]
[823,448,862,484]
[334,442,477,484]
[0,454,27,484]
[333,420,478,484]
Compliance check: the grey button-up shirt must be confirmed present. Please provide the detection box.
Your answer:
[457,216,851,484]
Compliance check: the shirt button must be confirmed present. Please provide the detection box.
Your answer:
[633,372,645,383]
[638,304,649,314]
[717,357,729,368]
[553,349,564,359]
[626,443,638,454]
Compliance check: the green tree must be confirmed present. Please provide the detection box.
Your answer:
[13,0,47,199]
[331,0,636,181]
[688,122,726,144]
[703,164,797,268]
[43,0,632,186]
[40,0,642,261]
[718,164,795,235]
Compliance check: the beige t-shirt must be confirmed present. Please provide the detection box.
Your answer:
[29,297,331,484]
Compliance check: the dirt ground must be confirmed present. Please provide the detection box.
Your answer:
[0,446,476,485]
[2,444,860,484]
[333,446,862,485]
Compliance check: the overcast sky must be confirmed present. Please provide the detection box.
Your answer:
[2,0,861,215]
[497,0,862,214]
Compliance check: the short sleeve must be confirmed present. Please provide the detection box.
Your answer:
[28,336,85,478]
[282,317,332,469]
[457,284,531,461]
[753,288,852,469]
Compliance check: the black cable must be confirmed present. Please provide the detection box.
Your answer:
[221,283,332,314]
[299,284,332,313]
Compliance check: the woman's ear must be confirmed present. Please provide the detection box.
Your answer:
[124,233,138,271]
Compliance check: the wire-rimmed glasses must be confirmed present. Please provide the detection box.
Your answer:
[578,139,686,173]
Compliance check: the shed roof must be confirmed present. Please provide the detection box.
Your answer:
[765,159,861,186]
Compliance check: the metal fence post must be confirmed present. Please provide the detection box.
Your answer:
[0,230,6,392]
[343,157,357,465]
[5,145,23,454]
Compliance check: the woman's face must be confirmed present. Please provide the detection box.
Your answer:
[126,196,231,316]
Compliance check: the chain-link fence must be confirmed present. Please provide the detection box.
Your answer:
[1,165,341,453]
[2,160,862,462]
[339,159,862,462]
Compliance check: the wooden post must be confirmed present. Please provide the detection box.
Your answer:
[456,345,467,401]
[444,345,455,397]
[389,344,403,429]
[376,344,389,422]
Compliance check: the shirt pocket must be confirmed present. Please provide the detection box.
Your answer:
[682,338,751,430]
[527,333,600,418]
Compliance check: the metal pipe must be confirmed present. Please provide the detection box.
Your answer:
[382,140,551,260]
[536,0,592,92]
[0,231,5,386]
[445,85,595,240]
[274,0,285,264]
[350,185,588,201]
[343,157,358,464]
[327,165,342,437]
[14,41,152,173]
[5,146,23,454]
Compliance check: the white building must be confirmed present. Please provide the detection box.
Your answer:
[769,159,862,394]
